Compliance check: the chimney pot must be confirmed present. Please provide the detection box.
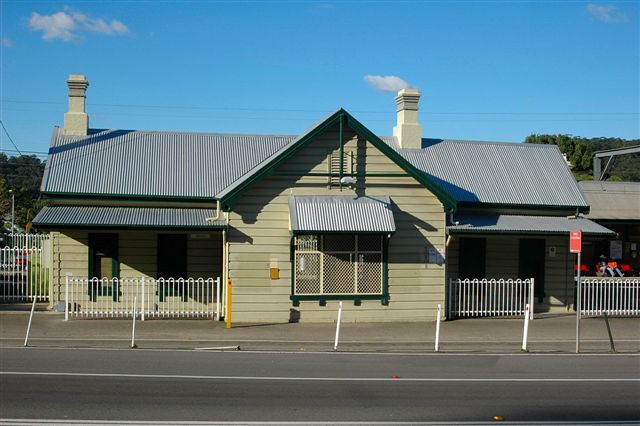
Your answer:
[393,88,423,149]
[63,74,90,136]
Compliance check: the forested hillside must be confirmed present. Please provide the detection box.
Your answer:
[524,134,640,181]
[0,153,46,232]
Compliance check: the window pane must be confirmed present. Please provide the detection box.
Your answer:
[323,253,355,293]
[357,235,381,252]
[323,234,354,252]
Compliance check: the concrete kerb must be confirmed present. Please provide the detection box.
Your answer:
[0,311,638,354]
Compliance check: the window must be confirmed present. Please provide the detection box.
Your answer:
[88,233,119,301]
[293,234,386,302]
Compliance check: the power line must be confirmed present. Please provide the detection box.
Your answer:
[2,99,638,116]
[0,119,23,156]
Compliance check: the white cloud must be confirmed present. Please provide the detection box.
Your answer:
[1,37,14,48]
[364,75,411,93]
[29,9,129,41]
[29,12,77,41]
[586,3,628,23]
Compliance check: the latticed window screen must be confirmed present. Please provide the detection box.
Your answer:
[294,234,383,296]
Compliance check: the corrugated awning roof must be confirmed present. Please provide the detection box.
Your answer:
[579,181,640,221]
[390,138,589,210]
[447,214,615,236]
[33,206,226,229]
[289,195,395,233]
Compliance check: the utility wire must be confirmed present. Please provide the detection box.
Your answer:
[2,99,638,116]
[0,119,23,156]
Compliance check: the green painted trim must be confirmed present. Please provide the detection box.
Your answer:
[272,172,410,177]
[43,191,218,203]
[292,230,395,235]
[291,294,386,303]
[447,228,615,237]
[33,224,226,230]
[220,110,344,211]
[457,201,590,214]
[344,114,458,213]
[219,109,457,213]
[339,114,344,187]
[382,236,389,306]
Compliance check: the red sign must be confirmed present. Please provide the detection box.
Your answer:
[570,230,582,253]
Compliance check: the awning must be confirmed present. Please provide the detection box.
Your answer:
[447,214,616,236]
[33,206,226,229]
[289,195,395,233]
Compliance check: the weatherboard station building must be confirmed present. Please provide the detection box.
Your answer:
[33,75,614,322]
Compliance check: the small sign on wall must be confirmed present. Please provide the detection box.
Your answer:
[610,240,623,260]
[548,246,556,257]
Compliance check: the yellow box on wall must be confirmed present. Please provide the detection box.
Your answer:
[270,268,279,280]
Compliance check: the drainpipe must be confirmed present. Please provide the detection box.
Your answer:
[221,212,229,319]
[206,200,221,222]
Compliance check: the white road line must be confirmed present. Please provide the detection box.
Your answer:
[1,371,638,382]
[2,346,638,357]
[1,420,639,425]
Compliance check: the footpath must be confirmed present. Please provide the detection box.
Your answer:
[0,310,638,353]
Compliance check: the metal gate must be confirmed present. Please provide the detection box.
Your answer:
[0,234,51,302]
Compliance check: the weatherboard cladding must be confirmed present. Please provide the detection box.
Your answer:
[33,206,225,228]
[393,138,589,209]
[42,127,296,198]
[289,195,396,233]
[447,214,614,236]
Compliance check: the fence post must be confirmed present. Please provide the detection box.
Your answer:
[131,295,137,348]
[141,277,145,322]
[521,304,530,352]
[226,279,232,329]
[64,272,72,321]
[435,303,442,352]
[447,278,452,320]
[529,278,535,320]
[216,277,221,321]
[24,296,37,346]
[334,301,343,351]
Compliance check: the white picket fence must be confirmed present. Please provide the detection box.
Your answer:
[448,278,535,319]
[64,276,221,319]
[0,234,51,302]
[580,278,640,316]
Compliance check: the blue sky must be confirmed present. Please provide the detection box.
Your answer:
[1,1,638,158]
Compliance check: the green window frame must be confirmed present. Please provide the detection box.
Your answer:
[291,234,389,305]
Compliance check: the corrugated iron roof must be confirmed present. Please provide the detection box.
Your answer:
[289,195,396,233]
[389,138,589,209]
[42,127,296,199]
[579,181,640,221]
[33,206,226,229]
[447,214,614,236]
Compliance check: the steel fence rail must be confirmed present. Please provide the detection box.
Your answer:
[580,278,640,317]
[64,276,221,319]
[448,278,534,320]
[0,235,51,303]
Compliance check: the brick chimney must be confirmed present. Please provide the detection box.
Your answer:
[393,88,422,149]
[63,74,89,136]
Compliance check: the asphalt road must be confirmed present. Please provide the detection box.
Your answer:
[1,347,639,423]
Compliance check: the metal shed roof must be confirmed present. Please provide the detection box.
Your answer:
[41,127,296,199]
[447,214,615,236]
[579,181,640,221]
[289,195,395,233]
[33,206,226,229]
[393,138,589,210]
